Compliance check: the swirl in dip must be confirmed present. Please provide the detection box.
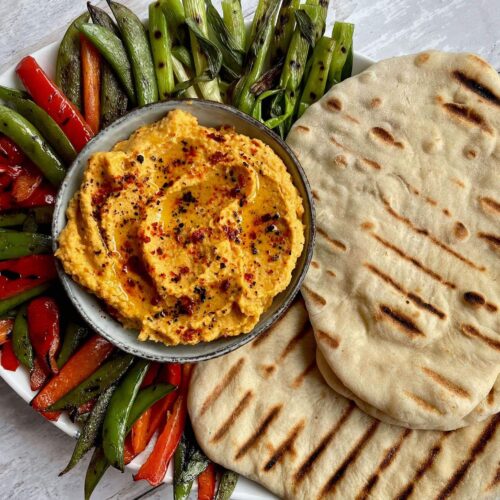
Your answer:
[56,110,304,345]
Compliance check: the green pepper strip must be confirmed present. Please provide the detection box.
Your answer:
[0,230,51,260]
[0,88,77,164]
[55,12,90,111]
[0,105,66,186]
[57,322,91,369]
[102,358,150,471]
[0,283,51,316]
[84,382,175,499]
[12,304,34,370]
[61,386,117,475]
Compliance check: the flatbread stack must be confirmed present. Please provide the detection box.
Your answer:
[188,51,500,498]
[286,50,500,431]
[188,300,500,499]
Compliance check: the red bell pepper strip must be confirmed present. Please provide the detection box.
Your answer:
[130,362,161,454]
[11,167,42,203]
[0,318,14,346]
[27,297,60,375]
[124,434,135,465]
[0,255,57,300]
[144,363,181,443]
[31,335,113,418]
[30,357,50,391]
[16,56,94,152]
[0,136,26,165]
[198,463,216,500]
[1,339,20,371]
[134,364,192,486]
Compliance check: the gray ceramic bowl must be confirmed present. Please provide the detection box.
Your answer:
[52,100,315,362]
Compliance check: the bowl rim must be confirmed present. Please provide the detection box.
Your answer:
[52,98,315,362]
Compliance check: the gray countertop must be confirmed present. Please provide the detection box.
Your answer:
[0,1,498,499]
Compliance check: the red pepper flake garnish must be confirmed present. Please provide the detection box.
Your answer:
[190,229,205,244]
[222,225,239,241]
[179,267,189,275]
[207,132,225,143]
[220,279,230,292]
[208,151,228,165]
[244,273,254,283]
[175,296,195,316]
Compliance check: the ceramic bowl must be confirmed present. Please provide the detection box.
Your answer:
[52,99,315,362]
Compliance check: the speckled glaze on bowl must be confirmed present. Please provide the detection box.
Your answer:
[52,99,315,362]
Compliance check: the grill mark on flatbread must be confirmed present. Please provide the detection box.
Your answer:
[487,387,495,406]
[291,360,317,388]
[326,269,337,278]
[211,390,254,443]
[371,127,404,148]
[379,305,424,337]
[312,190,320,201]
[436,413,500,499]
[330,136,382,170]
[365,263,446,319]
[316,329,340,349]
[381,197,486,271]
[362,158,382,170]
[319,421,381,497]
[370,232,456,289]
[302,285,327,306]
[356,429,413,500]
[263,420,305,471]
[452,70,500,107]
[463,291,498,313]
[252,313,288,348]
[326,97,342,111]
[317,227,347,251]
[234,405,282,460]
[478,232,500,251]
[200,358,245,415]
[310,260,319,269]
[395,433,449,500]
[279,323,311,362]
[293,402,355,486]
[441,101,493,134]
[344,113,360,124]
[404,391,444,415]
[396,176,452,216]
[486,464,500,491]
[295,125,310,132]
[479,196,500,216]
[460,324,500,351]
[420,367,470,398]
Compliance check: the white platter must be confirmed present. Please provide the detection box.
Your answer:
[0,35,373,499]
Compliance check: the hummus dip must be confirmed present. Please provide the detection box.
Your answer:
[56,110,304,345]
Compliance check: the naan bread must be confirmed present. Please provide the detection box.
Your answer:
[286,51,500,430]
[316,349,500,429]
[188,300,500,499]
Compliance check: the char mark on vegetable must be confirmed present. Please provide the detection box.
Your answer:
[320,421,380,496]
[452,70,500,107]
[292,402,355,487]
[200,357,245,415]
[263,420,305,471]
[356,428,412,500]
[436,414,500,499]
[234,405,282,460]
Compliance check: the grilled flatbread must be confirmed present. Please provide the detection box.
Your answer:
[316,349,500,429]
[286,51,500,430]
[188,300,500,499]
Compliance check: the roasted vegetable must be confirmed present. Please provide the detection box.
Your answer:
[102,358,149,470]
[12,304,33,371]
[16,56,94,153]
[0,105,66,185]
[0,230,51,260]
[56,13,90,111]
[108,0,159,106]
[214,469,239,500]
[0,282,50,317]
[327,21,355,88]
[198,462,216,500]
[81,35,101,134]
[1,339,19,371]
[57,321,90,369]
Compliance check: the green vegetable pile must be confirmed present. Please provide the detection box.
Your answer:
[58,0,354,137]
